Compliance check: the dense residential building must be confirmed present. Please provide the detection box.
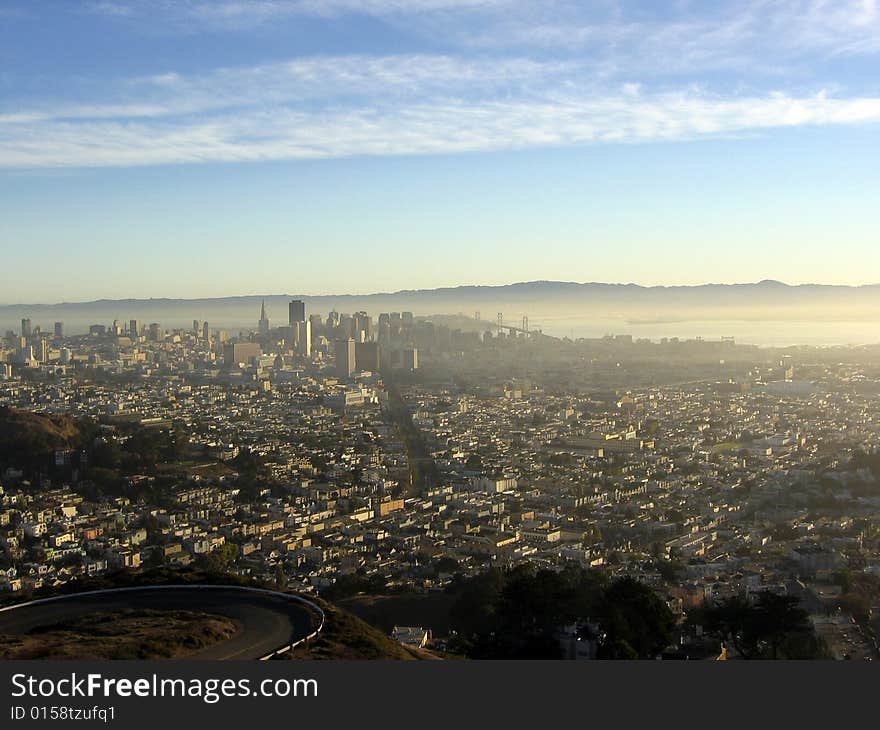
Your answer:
[2,300,880,660]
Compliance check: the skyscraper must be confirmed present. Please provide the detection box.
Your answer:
[294,319,311,357]
[404,348,419,370]
[355,341,380,371]
[339,313,353,338]
[353,311,373,342]
[334,338,356,379]
[289,299,305,324]
[21,318,31,338]
[224,342,262,368]
[129,319,140,338]
[53,322,63,339]
[258,300,270,335]
[309,313,323,337]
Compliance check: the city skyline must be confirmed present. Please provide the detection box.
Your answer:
[6,0,880,683]
[2,1,880,300]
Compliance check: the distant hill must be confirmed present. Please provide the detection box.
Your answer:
[4,280,880,335]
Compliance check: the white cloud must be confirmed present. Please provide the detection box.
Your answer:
[80,0,880,63]
[7,1,880,169]
[446,0,880,72]
[1,54,582,123]
[86,0,513,28]
[3,85,879,168]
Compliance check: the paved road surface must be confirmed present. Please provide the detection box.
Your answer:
[0,587,318,660]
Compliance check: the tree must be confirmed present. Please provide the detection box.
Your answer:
[465,453,483,471]
[751,592,814,660]
[448,564,670,660]
[654,558,684,582]
[434,556,460,575]
[194,543,238,573]
[690,594,756,658]
[692,591,828,659]
[598,577,676,659]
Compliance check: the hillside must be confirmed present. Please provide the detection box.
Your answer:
[0,569,428,660]
[282,598,430,660]
[0,406,87,472]
[0,609,238,660]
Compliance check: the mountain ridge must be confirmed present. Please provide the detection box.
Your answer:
[5,280,880,309]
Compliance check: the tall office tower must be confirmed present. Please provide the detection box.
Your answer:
[224,342,262,368]
[334,338,356,378]
[378,312,390,327]
[308,313,323,336]
[129,319,140,338]
[53,322,63,339]
[39,339,49,363]
[193,320,202,335]
[353,311,373,342]
[289,299,306,324]
[390,312,401,332]
[378,321,392,345]
[327,310,339,329]
[148,323,161,342]
[258,300,270,335]
[338,313,353,339]
[202,321,210,341]
[294,319,312,357]
[402,311,414,327]
[112,319,122,336]
[403,348,419,370]
[279,326,295,349]
[355,341,380,372]
[21,318,32,338]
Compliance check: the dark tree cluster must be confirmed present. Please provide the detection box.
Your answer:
[446,563,676,659]
[689,592,831,659]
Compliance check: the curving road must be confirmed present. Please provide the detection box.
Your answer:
[0,586,321,660]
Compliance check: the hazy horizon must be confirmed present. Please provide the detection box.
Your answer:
[6,277,880,308]
[6,279,880,347]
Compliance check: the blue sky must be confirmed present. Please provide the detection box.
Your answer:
[1,0,880,303]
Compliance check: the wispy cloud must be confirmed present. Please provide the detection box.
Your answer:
[449,0,880,72]
[71,0,880,99]
[85,0,514,28]
[3,73,879,168]
[3,2,879,168]
[1,54,579,122]
[83,0,880,64]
